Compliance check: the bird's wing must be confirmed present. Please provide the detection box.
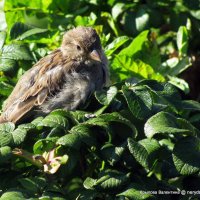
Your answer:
[1,49,71,123]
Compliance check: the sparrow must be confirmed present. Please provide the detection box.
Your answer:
[0,26,109,124]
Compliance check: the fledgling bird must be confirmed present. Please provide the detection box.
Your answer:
[0,26,109,124]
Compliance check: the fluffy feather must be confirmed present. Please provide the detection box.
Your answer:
[0,26,109,123]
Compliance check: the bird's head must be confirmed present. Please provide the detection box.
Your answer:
[61,26,103,64]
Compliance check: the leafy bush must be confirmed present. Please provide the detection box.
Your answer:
[0,0,200,199]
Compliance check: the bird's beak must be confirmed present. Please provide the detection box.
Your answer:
[89,49,101,62]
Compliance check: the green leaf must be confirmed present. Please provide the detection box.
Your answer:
[177,100,200,111]
[83,177,97,189]
[190,10,200,20]
[137,80,180,101]
[136,80,182,112]
[136,79,179,96]
[118,30,161,71]
[4,8,25,32]
[97,171,130,191]
[144,111,199,138]
[50,109,69,117]
[117,183,155,200]
[128,138,149,169]
[101,142,127,165]
[37,196,66,200]
[172,136,200,175]
[70,125,96,146]
[139,138,161,166]
[18,123,36,131]
[122,85,153,120]
[19,177,46,193]
[0,122,15,147]
[84,112,137,137]
[84,171,130,191]
[12,127,27,145]
[95,86,117,106]
[10,22,48,40]
[4,0,50,11]
[74,12,97,26]
[0,122,28,147]
[56,125,94,149]
[166,57,191,76]
[111,3,126,20]
[39,114,68,128]
[135,8,149,32]
[168,76,189,93]
[19,178,39,193]
[31,116,44,126]
[0,31,6,50]
[0,122,15,133]
[0,191,26,200]
[0,146,12,164]
[0,58,17,72]
[105,36,129,56]
[33,138,57,154]
[77,191,98,200]
[10,22,30,40]
[112,55,164,81]
[66,110,90,124]
[0,80,13,96]
[101,12,119,36]
[18,28,48,41]
[119,30,149,57]
[177,26,188,56]
[128,137,161,170]
[2,44,33,60]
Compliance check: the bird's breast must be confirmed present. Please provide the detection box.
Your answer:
[38,60,105,114]
[39,70,93,113]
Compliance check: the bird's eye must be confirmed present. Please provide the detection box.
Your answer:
[76,45,81,51]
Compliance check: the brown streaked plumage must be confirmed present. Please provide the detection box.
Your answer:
[0,27,109,124]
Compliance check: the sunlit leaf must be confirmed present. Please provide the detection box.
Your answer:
[135,8,149,32]
[0,58,17,72]
[39,114,68,128]
[112,55,164,82]
[119,30,149,57]
[105,36,129,56]
[177,26,188,56]
[0,31,6,50]
[112,3,126,20]
[10,22,48,40]
[2,44,33,60]
[95,86,118,106]
[144,111,200,138]
[0,191,26,200]
[0,146,12,164]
